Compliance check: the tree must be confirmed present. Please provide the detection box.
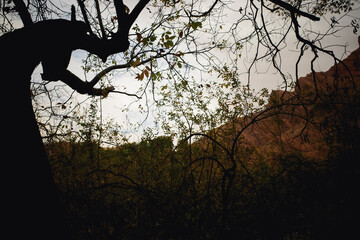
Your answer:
[1,0,150,238]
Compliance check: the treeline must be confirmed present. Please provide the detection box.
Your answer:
[47,128,359,239]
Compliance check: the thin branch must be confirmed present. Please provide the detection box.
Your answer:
[189,0,219,17]
[110,90,141,99]
[94,0,106,39]
[89,63,130,87]
[88,50,175,88]
[77,0,94,35]
[290,11,355,91]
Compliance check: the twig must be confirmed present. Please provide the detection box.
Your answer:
[110,90,141,99]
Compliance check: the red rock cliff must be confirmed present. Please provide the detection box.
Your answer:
[199,36,360,163]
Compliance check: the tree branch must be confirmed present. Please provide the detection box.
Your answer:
[89,63,130,88]
[87,50,180,88]
[128,0,151,27]
[94,0,107,39]
[268,0,320,21]
[58,70,114,97]
[113,0,150,35]
[189,0,219,17]
[114,0,128,26]
[77,0,94,35]
[77,0,150,62]
[13,0,33,27]
[111,90,141,99]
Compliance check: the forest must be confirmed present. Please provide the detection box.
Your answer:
[1,0,360,239]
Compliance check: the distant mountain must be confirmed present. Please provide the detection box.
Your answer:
[199,36,360,163]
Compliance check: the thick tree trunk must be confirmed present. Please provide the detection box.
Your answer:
[1,1,150,234]
[1,32,70,239]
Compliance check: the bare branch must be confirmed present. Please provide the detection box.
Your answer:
[268,0,320,21]
[78,0,150,62]
[94,0,106,39]
[89,63,129,88]
[113,0,150,36]
[58,70,114,97]
[114,0,128,30]
[71,5,76,21]
[77,0,94,35]
[13,0,33,27]
[111,90,141,99]
[189,0,219,17]
[128,0,151,27]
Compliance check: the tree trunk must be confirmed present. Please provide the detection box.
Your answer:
[1,31,70,239]
[0,1,150,234]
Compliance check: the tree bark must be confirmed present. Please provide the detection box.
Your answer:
[1,24,70,240]
[0,1,150,237]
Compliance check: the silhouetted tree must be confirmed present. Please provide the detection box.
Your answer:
[1,0,150,238]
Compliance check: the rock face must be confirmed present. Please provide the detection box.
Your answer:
[205,36,360,162]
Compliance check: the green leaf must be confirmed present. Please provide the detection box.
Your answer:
[191,21,202,30]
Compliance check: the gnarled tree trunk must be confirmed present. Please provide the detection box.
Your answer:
[1,0,150,238]
[1,31,69,238]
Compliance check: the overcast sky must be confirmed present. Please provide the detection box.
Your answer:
[28,1,360,142]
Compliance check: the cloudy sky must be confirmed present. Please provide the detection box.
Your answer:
[27,0,360,142]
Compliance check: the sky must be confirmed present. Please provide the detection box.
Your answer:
[27,0,360,142]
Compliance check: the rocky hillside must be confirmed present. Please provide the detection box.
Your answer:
[201,36,360,163]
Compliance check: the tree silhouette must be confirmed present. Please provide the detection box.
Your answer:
[1,0,149,238]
